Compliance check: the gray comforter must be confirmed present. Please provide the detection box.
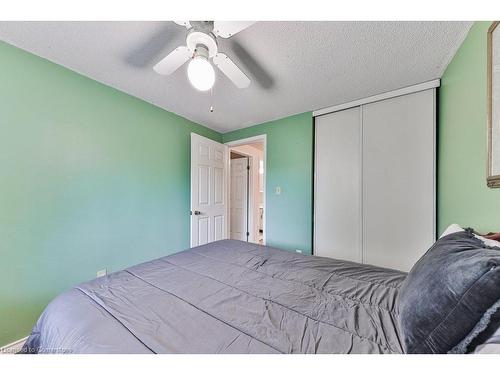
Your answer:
[23,240,407,354]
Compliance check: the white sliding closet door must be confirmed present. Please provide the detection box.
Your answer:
[315,107,362,262]
[314,86,436,272]
[362,90,435,271]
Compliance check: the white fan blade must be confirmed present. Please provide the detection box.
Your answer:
[153,46,192,75]
[213,53,251,88]
[213,21,255,38]
[173,21,191,28]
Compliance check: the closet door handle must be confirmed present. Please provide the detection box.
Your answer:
[192,210,202,216]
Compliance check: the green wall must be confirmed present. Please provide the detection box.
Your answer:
[223,113,314,254]
[0,41,221,346]
[438,21,500,234]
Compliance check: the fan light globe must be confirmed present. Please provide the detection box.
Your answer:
[187,56,215,91]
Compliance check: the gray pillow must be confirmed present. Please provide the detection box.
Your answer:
[398,228,500,354]
[471,310,500,353]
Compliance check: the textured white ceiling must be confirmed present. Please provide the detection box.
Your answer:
[0,21,472,133]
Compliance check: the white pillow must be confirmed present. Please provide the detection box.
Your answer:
[440,224,500,248]
[439,223,465,238]
[475,342,500,354]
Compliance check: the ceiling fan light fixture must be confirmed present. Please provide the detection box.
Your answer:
[153,22,254,90]
[187,46,215,91]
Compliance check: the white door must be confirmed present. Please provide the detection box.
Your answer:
[190,133,229,247]
[230,157,249,241]
[362,90,435,271]
[314,106,362,262]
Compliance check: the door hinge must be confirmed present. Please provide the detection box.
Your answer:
[247,165,250,170]
[246,232,250,236]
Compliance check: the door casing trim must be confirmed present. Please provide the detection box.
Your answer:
[225,135,267,245]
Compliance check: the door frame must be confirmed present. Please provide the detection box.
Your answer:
[229,151,251,242]
[225,134,267,245]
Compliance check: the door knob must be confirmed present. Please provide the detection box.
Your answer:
[192,210,202,216]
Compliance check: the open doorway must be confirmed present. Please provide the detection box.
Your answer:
[226,136,266,245]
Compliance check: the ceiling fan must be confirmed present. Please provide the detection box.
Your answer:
[153,21,255,91]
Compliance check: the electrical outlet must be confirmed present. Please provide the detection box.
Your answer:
[96,269,107,277]
[295,249,302,254]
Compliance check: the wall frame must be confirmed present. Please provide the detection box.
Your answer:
[487,21,500,187]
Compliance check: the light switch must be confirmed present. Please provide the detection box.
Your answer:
[275,186,282,195]
[97,269,107,277]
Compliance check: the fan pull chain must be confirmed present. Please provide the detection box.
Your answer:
[209,87,214,113]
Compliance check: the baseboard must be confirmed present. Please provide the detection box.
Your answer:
[0,336,28,354]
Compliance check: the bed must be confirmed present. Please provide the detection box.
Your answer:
[23,240,406,354]
[24,228,500,354]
